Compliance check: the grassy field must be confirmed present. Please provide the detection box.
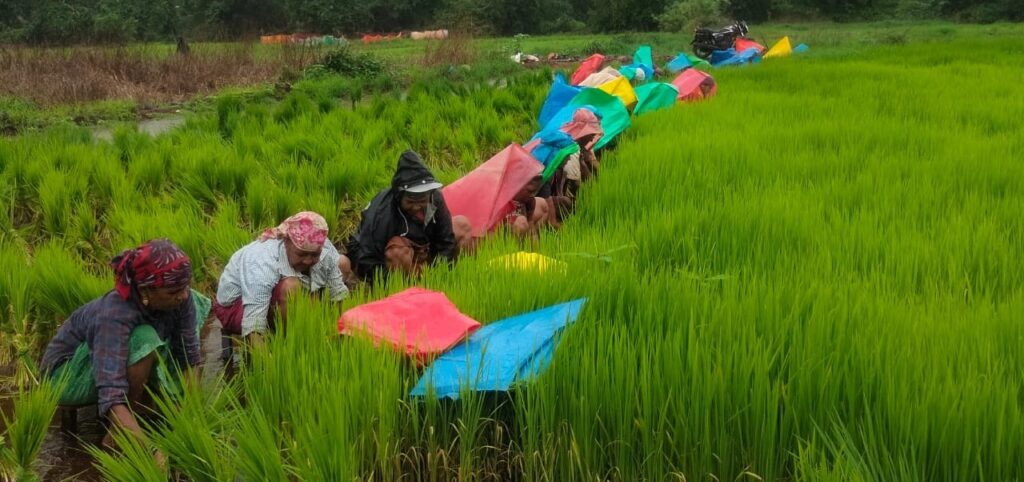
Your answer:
[2,24,1023,480]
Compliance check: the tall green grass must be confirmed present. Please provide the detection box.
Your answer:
[1,33,1021,480]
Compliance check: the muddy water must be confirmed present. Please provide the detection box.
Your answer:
[4,319,227,481]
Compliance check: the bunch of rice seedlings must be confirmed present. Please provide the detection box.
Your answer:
[0,380,62,481]
[29,241,109,328]
[88,429,166,482]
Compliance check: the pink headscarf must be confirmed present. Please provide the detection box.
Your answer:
[259,211,329,252]
[560,109,604,151]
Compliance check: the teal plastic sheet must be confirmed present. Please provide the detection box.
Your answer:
[410,299,586,399]
[633,82,679,115]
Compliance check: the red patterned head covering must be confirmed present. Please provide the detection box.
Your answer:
[258,211,329,252]
[110,239,193,300]
[560,109,604,150]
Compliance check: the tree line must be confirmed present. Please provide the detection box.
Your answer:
[0,0,1018,45]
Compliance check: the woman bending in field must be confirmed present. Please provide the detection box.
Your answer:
[543,108,603,227]
[40,239,204,460]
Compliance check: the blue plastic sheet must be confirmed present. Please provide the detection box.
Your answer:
[666,54,692,72]
[709,48,736,65]
[410,299,586,399]
[713,48,762,67]
[537,73,582,128]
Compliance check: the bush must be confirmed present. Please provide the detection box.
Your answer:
[658,0,727,32]
[321,48,387,79]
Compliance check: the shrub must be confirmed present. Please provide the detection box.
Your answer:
[321,48,386,79]
[658,0,728,32]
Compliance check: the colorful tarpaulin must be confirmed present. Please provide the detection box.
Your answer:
[488,252,567,273]
[596,76,638,111]
[523,128,580,181]
[410,299,586,399]
[667,52,711,72]
[443,144,543,237]
[567,89,630,151]
[713,48,761,67]
[734,38,766,54]
[338,288,481,363]
[763,36,793,59]
[619,45,655,82]
[633,45,654,70]
[672,69,717,102]
[537,73,581,128]
[633,82,679,115]
[579,67,622,88]
[571,54,605,85]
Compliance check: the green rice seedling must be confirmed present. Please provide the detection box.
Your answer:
[147,377,238,482]
[29,242,109,330]
[88,429,167,482]
[36,167,88,237]
[232,404,293,481]
[0,379,62,481]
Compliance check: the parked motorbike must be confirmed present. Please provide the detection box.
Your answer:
[692,21,749,60]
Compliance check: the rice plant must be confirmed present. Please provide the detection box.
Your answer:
[0,32,1021,481]
[0,380,62,481]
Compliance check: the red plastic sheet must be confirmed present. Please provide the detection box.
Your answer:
[571,54,606,86]
[734,38,766,54]
[442,144,543,237]
[672,69,717,102]
[338,288,481,363]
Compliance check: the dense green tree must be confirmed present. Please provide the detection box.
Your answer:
[0,0,1018,44]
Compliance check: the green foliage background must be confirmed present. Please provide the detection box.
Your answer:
[0,0,1020,44]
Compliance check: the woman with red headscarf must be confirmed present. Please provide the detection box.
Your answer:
[40,239,205,454]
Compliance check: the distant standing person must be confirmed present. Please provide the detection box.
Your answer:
[40,239,201,457]
[214,211,348,347]
[341,150,473,284]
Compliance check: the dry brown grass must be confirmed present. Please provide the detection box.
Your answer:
[0,43,324,106]
[420,33,479,67]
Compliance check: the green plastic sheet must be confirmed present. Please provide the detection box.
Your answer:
[633,82,679,116]
[568,88,631,151]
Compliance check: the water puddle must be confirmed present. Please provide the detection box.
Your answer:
[92,114,187,142]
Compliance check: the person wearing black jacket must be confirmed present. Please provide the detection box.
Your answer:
[341,150,472,284]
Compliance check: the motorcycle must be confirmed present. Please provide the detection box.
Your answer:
[691,21,749,60]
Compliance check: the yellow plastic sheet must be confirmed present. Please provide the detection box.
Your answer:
[764,36,793,59]
[596,77,638,112]
[489,252,567,273]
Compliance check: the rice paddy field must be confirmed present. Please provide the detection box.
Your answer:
[1,23,1023,480]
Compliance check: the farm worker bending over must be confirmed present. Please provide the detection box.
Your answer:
[214,211,348,345]
[544,109,603,227]
[341,150,472,283]
[40,239,199,456]
[506,174,551,239]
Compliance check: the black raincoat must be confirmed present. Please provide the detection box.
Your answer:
[345,150,457,282]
